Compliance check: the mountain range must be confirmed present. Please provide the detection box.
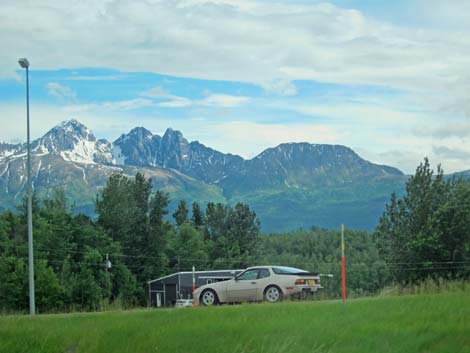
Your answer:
[0,119,435,231]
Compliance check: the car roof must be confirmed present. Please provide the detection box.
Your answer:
[245,266,272,270]
[245,266,309,272]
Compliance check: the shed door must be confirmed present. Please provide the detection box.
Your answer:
[157,293,162,307]
[165,284,177,307]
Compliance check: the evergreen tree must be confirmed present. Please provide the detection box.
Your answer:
[143,190,172,284]
[169,223,209,271]
[205,202,227,240]
[173,200,189,226]
[191,202,205,227]
[375,158,469,283]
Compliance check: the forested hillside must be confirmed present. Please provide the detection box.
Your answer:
[0,159,469,313]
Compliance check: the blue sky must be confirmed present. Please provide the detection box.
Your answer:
[1,0,469,173]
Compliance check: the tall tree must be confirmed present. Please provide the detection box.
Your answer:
[173,200,189,226]
[205,202,227,240]
[191,202,205,227]
[143,191,172,283]
[375,158,469,283]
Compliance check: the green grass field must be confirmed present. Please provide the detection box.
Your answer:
[1,291,469,353]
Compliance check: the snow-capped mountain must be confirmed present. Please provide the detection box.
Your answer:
[0,142,19,159]
[0,120,116,166]
[0,119,411,231]
[112,125,244,183]
[31,119,115,165]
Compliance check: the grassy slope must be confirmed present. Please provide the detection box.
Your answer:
[1,291,469,353]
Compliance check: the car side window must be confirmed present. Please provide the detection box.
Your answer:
[237,270,259,280]
[258,269,270,279]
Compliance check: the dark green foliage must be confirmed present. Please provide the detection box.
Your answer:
[169,224,208,271]
[191,202,204,227]
[142,190,171,285]
[257,228,388,298]
[204,202,260,268]
[375,158,470,284]
[0,257,28,312]
[0,189,138,312]
[172,200,189,226]
[2,158,468,313]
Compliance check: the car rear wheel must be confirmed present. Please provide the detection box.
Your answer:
[200,289,219,306]
[264,286,282,303]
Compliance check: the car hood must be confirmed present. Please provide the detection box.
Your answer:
[195,279,233,294]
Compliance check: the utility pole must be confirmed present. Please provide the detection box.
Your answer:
[192,266,196,294]
[177,256,181,299]
[18,58,35,315]
[105,253,111,297]
[105,253,109,289]
[341,224,347,303]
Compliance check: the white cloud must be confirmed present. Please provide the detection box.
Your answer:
[1,0,470,173]
[1,0,469,102]
[141,86,192,107]
[141,86,249,108]
[66,75,124,81]
[46,82,76,99]
[198,94,250,107]
[208,121,341,159]
[261,79,298,96]
[413,122,470,139]
[64,98,154,113]
[433,145,470,161]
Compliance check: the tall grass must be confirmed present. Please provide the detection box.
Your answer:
[1,288,469,353]
[379,278,470,297]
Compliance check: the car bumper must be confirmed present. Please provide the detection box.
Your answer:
[284,285,322,296]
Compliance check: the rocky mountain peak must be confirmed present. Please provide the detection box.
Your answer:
[29,119,115,165]
[162,128,185,144]
[56,119,94,139]
[160,128,190,169]
[127,127,153,140]
[113,127,161,167]
[36,119,96,153]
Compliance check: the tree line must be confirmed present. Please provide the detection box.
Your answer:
[0,159,469,313]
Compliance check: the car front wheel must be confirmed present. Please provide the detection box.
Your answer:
[264,286,282,303]
[200,289,219,306]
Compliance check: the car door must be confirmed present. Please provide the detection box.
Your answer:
[255,268,273,300]
[226,269,259,302]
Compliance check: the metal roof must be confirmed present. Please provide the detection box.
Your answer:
[147,269,242,284]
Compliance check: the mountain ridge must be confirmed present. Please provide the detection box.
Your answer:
[0,119,412,231]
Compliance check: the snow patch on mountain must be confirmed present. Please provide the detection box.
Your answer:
[112,145,126,165]
[60,139,98,164]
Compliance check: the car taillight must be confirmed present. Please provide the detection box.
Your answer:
[295,279,306,285]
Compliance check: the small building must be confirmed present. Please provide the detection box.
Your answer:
[148,269,243,307]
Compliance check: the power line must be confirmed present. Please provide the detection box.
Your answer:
[4,242,470,268]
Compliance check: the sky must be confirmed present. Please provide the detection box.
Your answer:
[1,0,469,174]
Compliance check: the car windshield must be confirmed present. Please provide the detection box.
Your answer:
[272,266,308,274]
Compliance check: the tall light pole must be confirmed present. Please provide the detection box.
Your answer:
[341,224,346,303]
[18,57,35,315]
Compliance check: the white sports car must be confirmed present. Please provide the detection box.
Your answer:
[193,266,322,306]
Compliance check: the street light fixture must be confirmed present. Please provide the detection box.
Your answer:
[18,57,35,315]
